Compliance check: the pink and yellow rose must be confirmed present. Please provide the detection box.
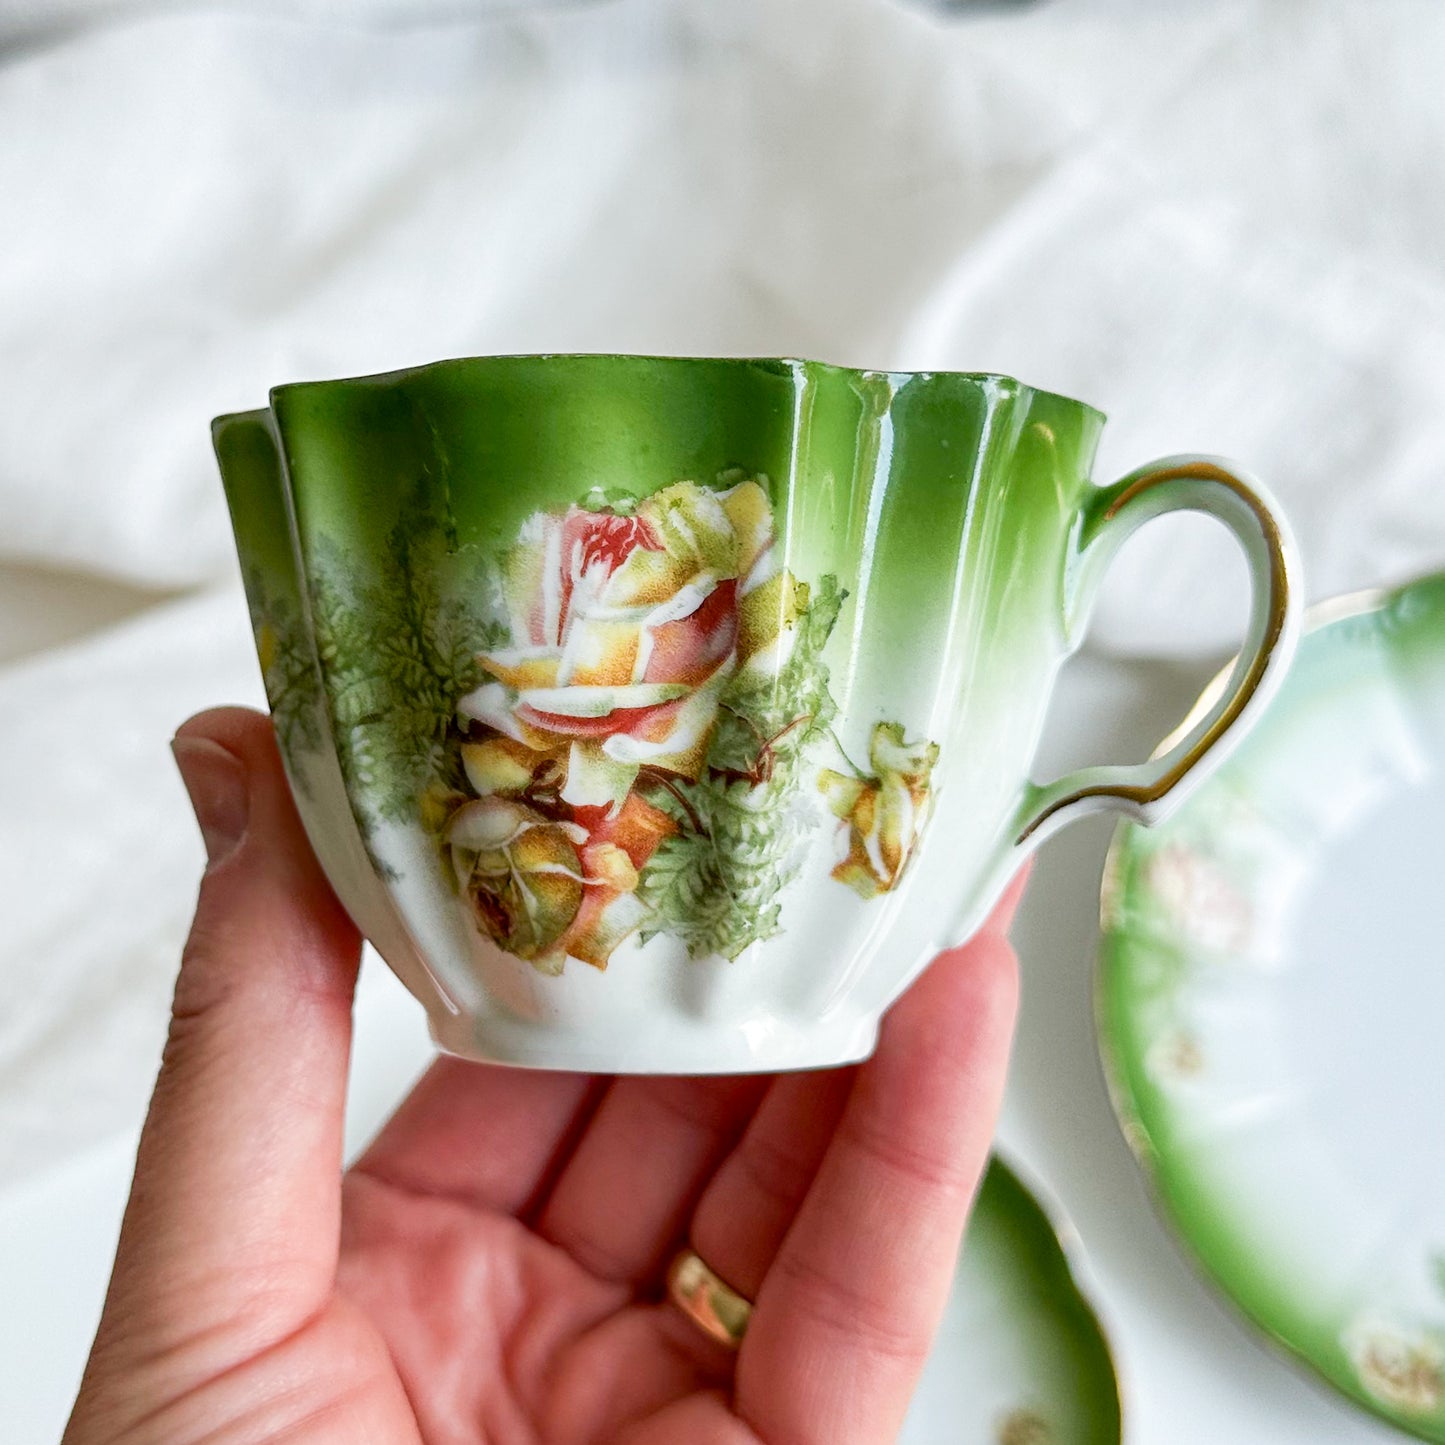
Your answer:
[444,476,940,972]
[456,480,805,810]
[445,787,674,973]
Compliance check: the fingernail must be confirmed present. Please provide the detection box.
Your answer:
[171,737,250,866]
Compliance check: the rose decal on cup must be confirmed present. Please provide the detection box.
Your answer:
[440,474,940,974]
[444,790,675,975]
[455,480,800,811]
[818,722,939,899]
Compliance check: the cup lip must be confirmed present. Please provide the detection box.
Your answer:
[234,353,1107,429]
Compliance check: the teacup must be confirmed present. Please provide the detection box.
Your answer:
[215,355,1299,1073]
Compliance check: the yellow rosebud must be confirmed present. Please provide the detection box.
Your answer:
[823,722,939,898]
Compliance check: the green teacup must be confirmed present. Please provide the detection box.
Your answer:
[215,355,1298,1073]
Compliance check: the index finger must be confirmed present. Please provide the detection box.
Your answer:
[735,887,1023,1444]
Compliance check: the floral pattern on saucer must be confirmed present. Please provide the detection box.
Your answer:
[1100,572,1445,1443]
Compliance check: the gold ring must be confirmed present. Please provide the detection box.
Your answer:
[666,1249,752,1349]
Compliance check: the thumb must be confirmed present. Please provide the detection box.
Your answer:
[99,708,361,1355]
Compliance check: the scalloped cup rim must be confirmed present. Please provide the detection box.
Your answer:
[210,353,1108,432]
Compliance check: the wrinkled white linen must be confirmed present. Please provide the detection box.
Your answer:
[0,586,260,1180]
[2,0,1444,1182]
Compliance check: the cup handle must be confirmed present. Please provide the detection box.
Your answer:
[1011,455,1300,847]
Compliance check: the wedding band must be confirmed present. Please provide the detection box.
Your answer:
[666,1248,752,1349]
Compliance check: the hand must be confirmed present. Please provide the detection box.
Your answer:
[65,707,1023,1445]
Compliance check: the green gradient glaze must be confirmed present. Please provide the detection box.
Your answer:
[214,408,323,759]
[231,357,1101,742]
[218,356,1098,828]
[214,354,1287,1074]
[1099,571,1445,1439]
[905,1155,1123,1444]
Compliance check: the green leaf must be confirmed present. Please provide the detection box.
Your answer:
[577,486,639,514]
[244,564,325,769]
[634,571,846,961]
[303,477,504,835]
[722,572,845,746]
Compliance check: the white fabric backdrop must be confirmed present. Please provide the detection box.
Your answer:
[2,0,1444,1182]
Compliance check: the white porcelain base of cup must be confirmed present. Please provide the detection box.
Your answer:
[426,1005,883,1076]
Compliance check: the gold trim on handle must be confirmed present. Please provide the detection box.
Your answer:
[1016,461,1291,844]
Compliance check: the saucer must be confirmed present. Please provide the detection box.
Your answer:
[904,1155,1121,1444]
[1099,572,1445,1438]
